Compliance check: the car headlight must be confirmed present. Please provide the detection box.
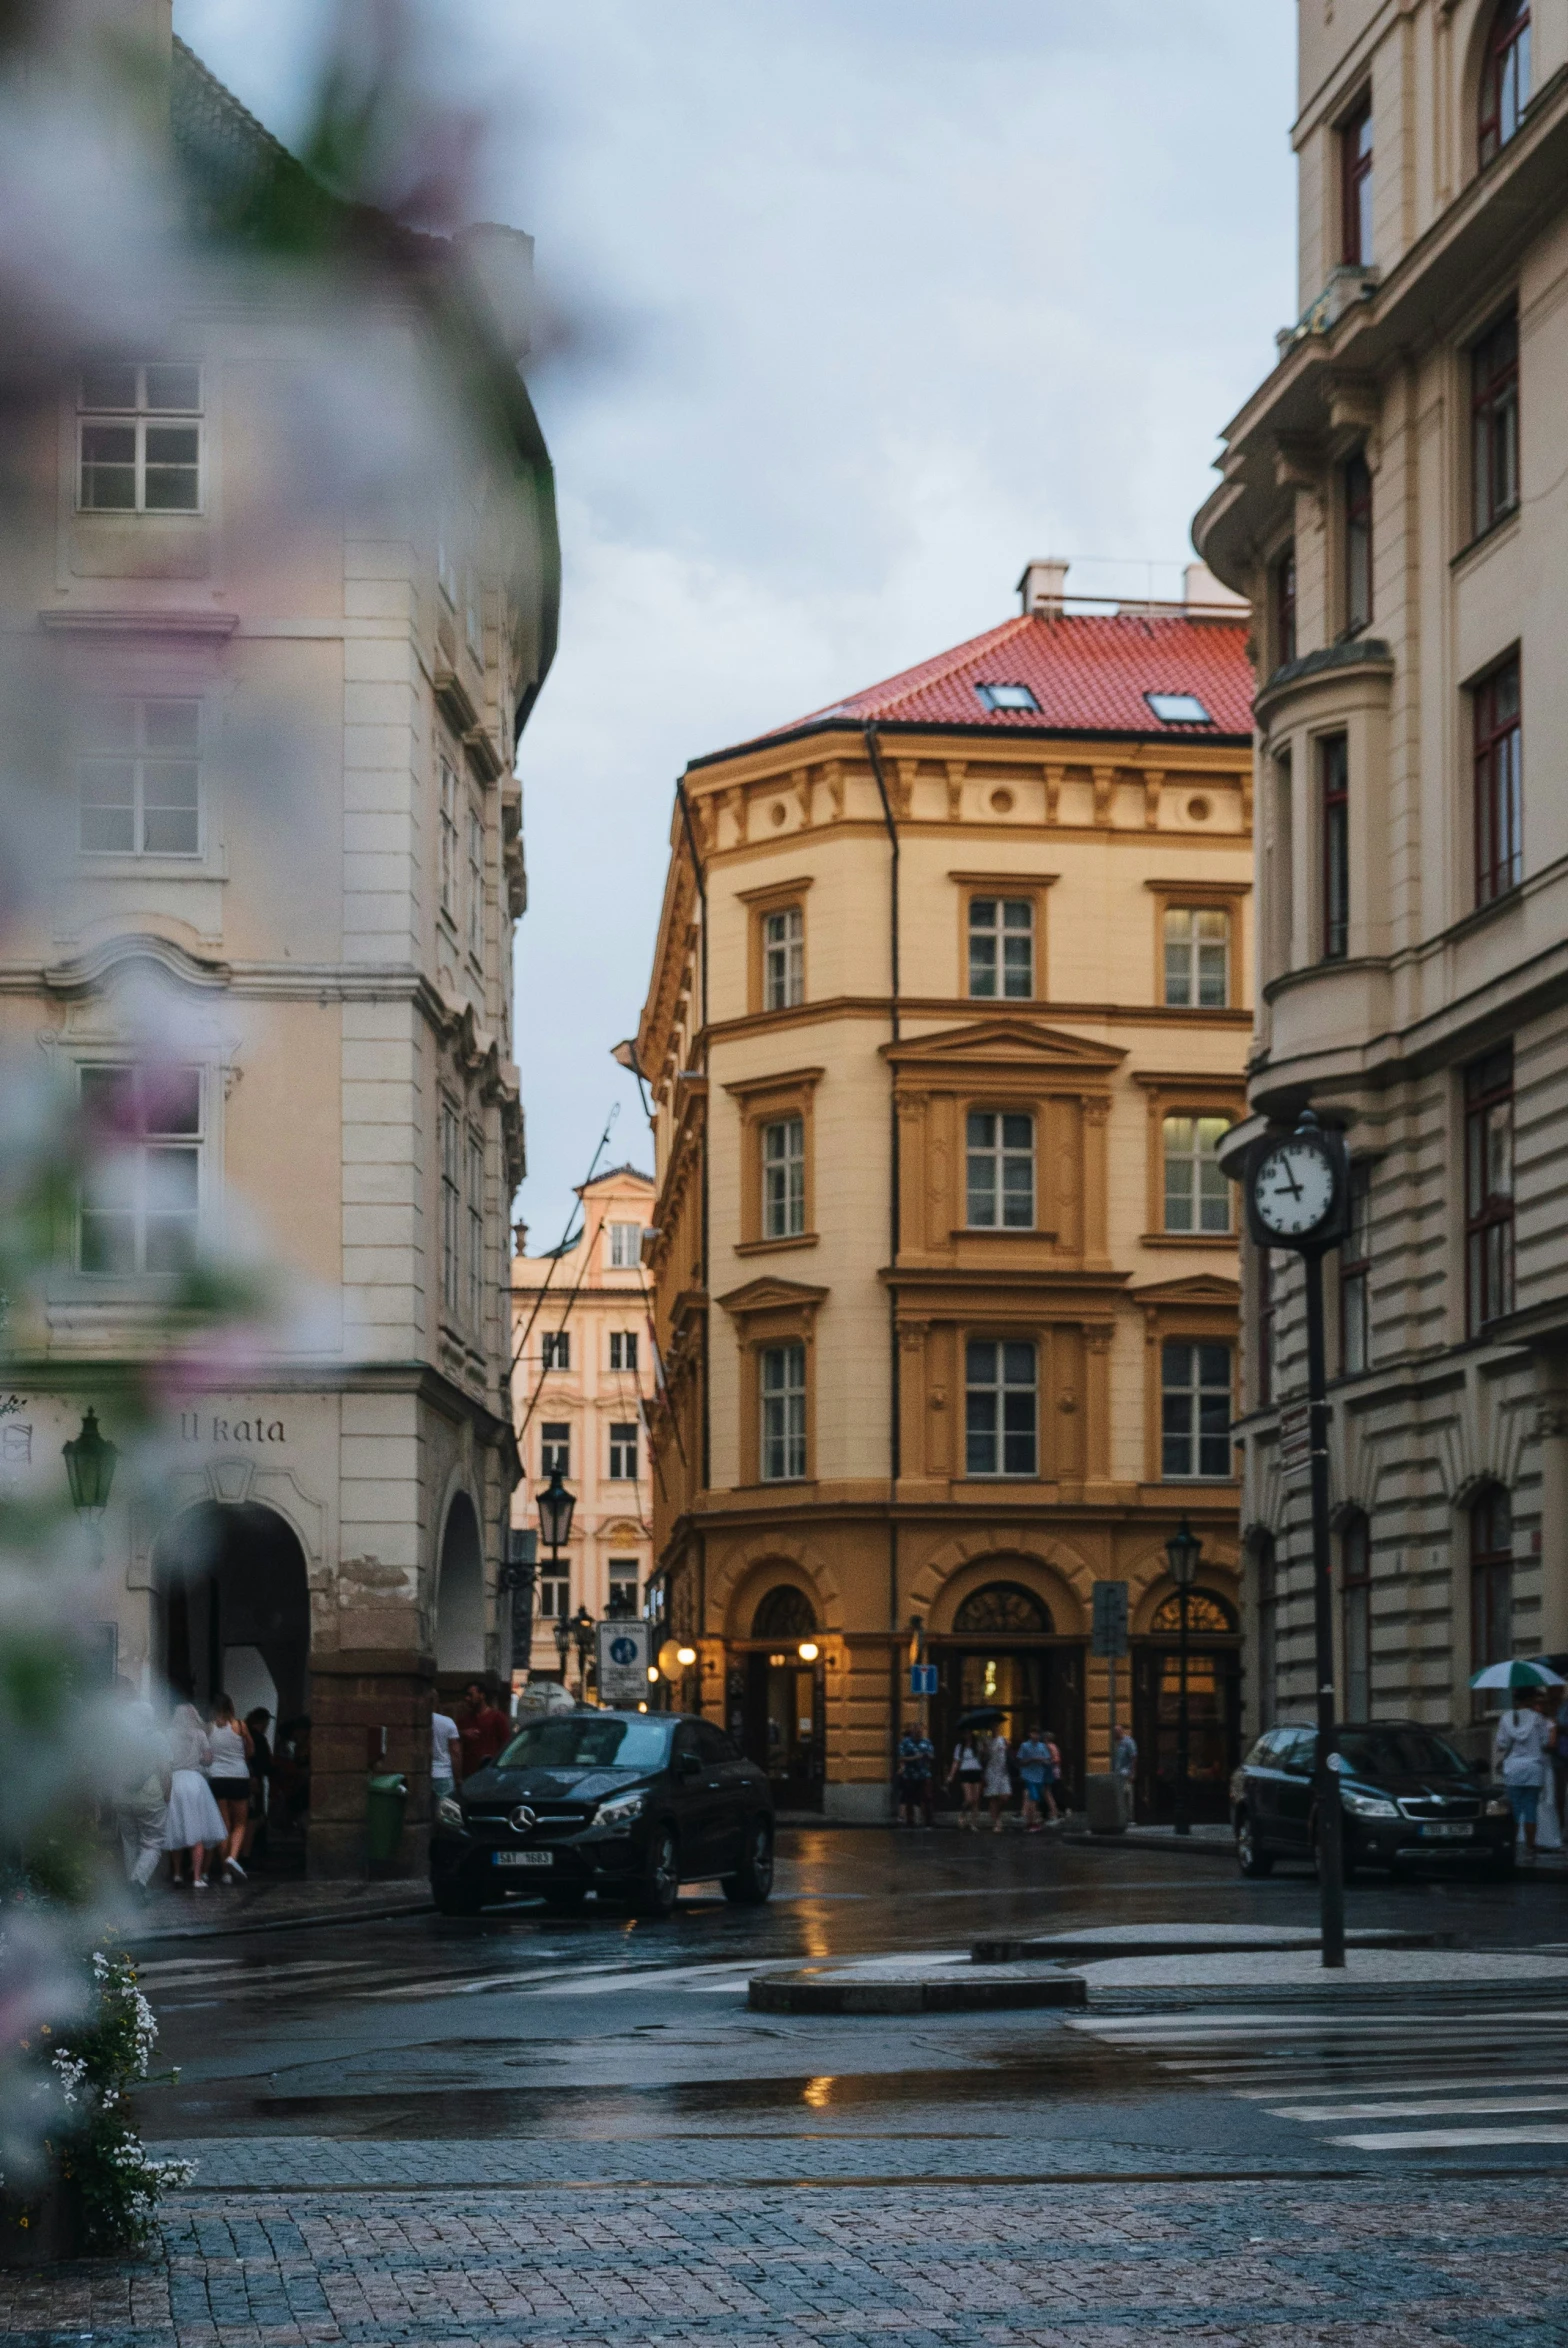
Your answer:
[1486,1796,1512,1817]
[1340,1789,1399,1819]
[595,1789,647,1829]
[436,1797,465,1829]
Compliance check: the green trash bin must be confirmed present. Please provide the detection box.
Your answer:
[366,1771,408,1865]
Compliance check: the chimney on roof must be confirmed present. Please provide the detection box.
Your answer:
[1183,560,1249,615]
[1017,557,1069,618]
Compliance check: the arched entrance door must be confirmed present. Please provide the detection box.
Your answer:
[739,1584,824,1811]
[435,1491,486,1685]
[930,1580,1086,1808]
[153,1502,312,1867]
[1131,1588,1242,1824]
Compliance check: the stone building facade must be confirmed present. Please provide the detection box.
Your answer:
[1194,0,1568,1752]
[0,31,558,1871]
[635,562,1256,1820]
[510,1166,657,1686]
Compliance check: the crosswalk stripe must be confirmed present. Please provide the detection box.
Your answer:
[1330,2126,1568,2150]
[1273,2095,1568,2121]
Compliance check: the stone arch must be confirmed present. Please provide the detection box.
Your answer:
[1129,1536,1239,1635]
[920,1542,1089,1638]
[751,1583,817,1639]
[435,1489,486,1673]
[711,1538,843,1641]
[151,1499,311,1724]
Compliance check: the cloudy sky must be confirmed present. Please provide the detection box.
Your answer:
[176,0,1297,1242]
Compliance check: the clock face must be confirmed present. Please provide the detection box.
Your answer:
[1252,1140,1336,1238]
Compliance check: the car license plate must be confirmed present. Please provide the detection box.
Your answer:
[493,1850,553,1868]
[1417,1821,1472,1840]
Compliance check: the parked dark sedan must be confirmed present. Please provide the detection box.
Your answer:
[1231,1720,1515,1880]
[429,1708,775,1918]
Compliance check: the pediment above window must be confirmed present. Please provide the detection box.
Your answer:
[884,1018,1125,1074]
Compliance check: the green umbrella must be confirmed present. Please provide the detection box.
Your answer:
[1469,1658,1566,1691]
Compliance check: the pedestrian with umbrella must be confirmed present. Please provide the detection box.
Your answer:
[1472,1658,1564,1862]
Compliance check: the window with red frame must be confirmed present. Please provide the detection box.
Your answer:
[1464,1045,1514,1333]
[1321,734,1349,961]
[1474,656,1522,907]
[1340,1511,1371,1723]
[1341,96,1373,265]
[1273,543,1297,669]
[1472,312,1519,537]
[1470,1485,1513,1706]
[1479,0,1531,168]
[1344,454,1373,633]
[1255,1243,1277,1408]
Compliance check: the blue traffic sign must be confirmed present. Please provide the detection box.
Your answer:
[909,1663,939,1695]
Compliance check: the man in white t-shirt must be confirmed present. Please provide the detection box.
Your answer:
[431,1708,461,1805]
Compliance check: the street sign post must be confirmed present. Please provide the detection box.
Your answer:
[909,1663,939,1696]
[596,1618,652,1707]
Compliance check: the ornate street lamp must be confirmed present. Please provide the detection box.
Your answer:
[570,1603,596,1700]
[537,1469,576,1687]
[63,1408,118,1561]
[1165,1514,1202,1839]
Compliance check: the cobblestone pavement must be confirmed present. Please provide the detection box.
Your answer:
[5,2175,1567,2345]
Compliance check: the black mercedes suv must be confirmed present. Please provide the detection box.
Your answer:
[1231,1720,1515,1880]
[429,1708,775,1918]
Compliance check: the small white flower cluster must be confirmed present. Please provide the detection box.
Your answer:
[50,2049,88,2109]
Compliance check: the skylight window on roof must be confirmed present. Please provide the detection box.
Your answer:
[1146,692,1213,725]
[976,682,1040,713]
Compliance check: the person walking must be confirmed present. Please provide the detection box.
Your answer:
[947,1731,984,1830]
[1495,1688,1554,1861]
[1016,1725,1056,1831]
[431,1702,461,1806]
[242,1709,273,1865]
[206,1694,254,1882]
[896,1727,935,1827]
[164,1699,226,1888]
[110,1679,170,1898]
[982,1727,1013,1833]
[458,1680,511,1780]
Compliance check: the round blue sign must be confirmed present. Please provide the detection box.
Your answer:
[608,1636,637,1666]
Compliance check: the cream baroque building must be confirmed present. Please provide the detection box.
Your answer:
[1195,0,1568,1748]
[0,26,558,1871]
[510,1166,657,1684]
[636,562,1257,1821]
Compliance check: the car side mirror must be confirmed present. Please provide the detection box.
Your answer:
[677,1751,701,1779]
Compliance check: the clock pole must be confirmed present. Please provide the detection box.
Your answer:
[1302,1242,1346,1968]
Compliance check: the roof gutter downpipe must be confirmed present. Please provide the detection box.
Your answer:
[864,722,901,1809]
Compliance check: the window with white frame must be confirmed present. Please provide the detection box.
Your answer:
[1163,1113,1232,1233]
[78,1064,202,1276]
[964,1339,1037,1477]
[465,1127,484,1328]
[466,800,484,960]
[968,897,1033,999]
[1161,1341,1233,1480]
[439,1100,461,1318]
[608,1420,639,1481]
[760,1343,807,1480]
[606,1557,640,1617]
[763,906,804,1010]
[540,1330,570,1373]
[540,1421,570,1476]
[609,1330,639,1372]
[1163,907,1230,1007]
[77,363,202,513]
[78,697,200,857]
[966,1111,1034,1229]
[762,1114,805,1239]
[608,1221,643,1268]
[537,1568,569,1621]
[438,757,459,925]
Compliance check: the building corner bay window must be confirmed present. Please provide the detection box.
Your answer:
[1161,1341,1232,1481]
[1479,0,1531,168]
[78,697,200,857]
[1465,1045,1514,1332]
[969,897,1033,999]
[762,1114,805,1239]
[1163,907,1229,1007]
[966,1110,1033,1228]
[1474,657,1522,908]
[78,1064,202,1276]
[763,906,804,1011]
[1340,1512,1371,1724]
[965,1339,1037,1478]
[760,1342,807,1481]
[1163,1114,1231,1234]
[1321,734,1350,961]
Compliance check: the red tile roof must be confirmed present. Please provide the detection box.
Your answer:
[711,608,1255,759]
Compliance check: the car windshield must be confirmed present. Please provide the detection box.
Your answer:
[493,1716,672,1772]
[1338,1729,1471,1781]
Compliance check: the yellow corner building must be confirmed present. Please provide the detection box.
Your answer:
[635,561,1255,1820]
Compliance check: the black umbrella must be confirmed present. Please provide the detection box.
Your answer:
[957,1706,1006,1731]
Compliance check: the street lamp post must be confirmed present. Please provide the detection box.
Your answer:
[63,1407,118,1564]
[536,1468,576,1687]
[570,1604,596,1701]
[1165,1515,1202,1839]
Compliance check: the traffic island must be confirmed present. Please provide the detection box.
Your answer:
[974,1922,1453,1963]
[749,1962,1087,2015]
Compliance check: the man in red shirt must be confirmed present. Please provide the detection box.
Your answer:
[457,1680,512,1780]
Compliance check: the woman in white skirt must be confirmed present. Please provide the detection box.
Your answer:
[164,1701,226,1888]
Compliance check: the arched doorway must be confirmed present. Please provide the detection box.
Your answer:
[435,1491,486,1681]
[739,1583,824,1812]
[1131,1588,1242,1824]
[153,1502,312,1868]
[930,1578,1085,1807]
